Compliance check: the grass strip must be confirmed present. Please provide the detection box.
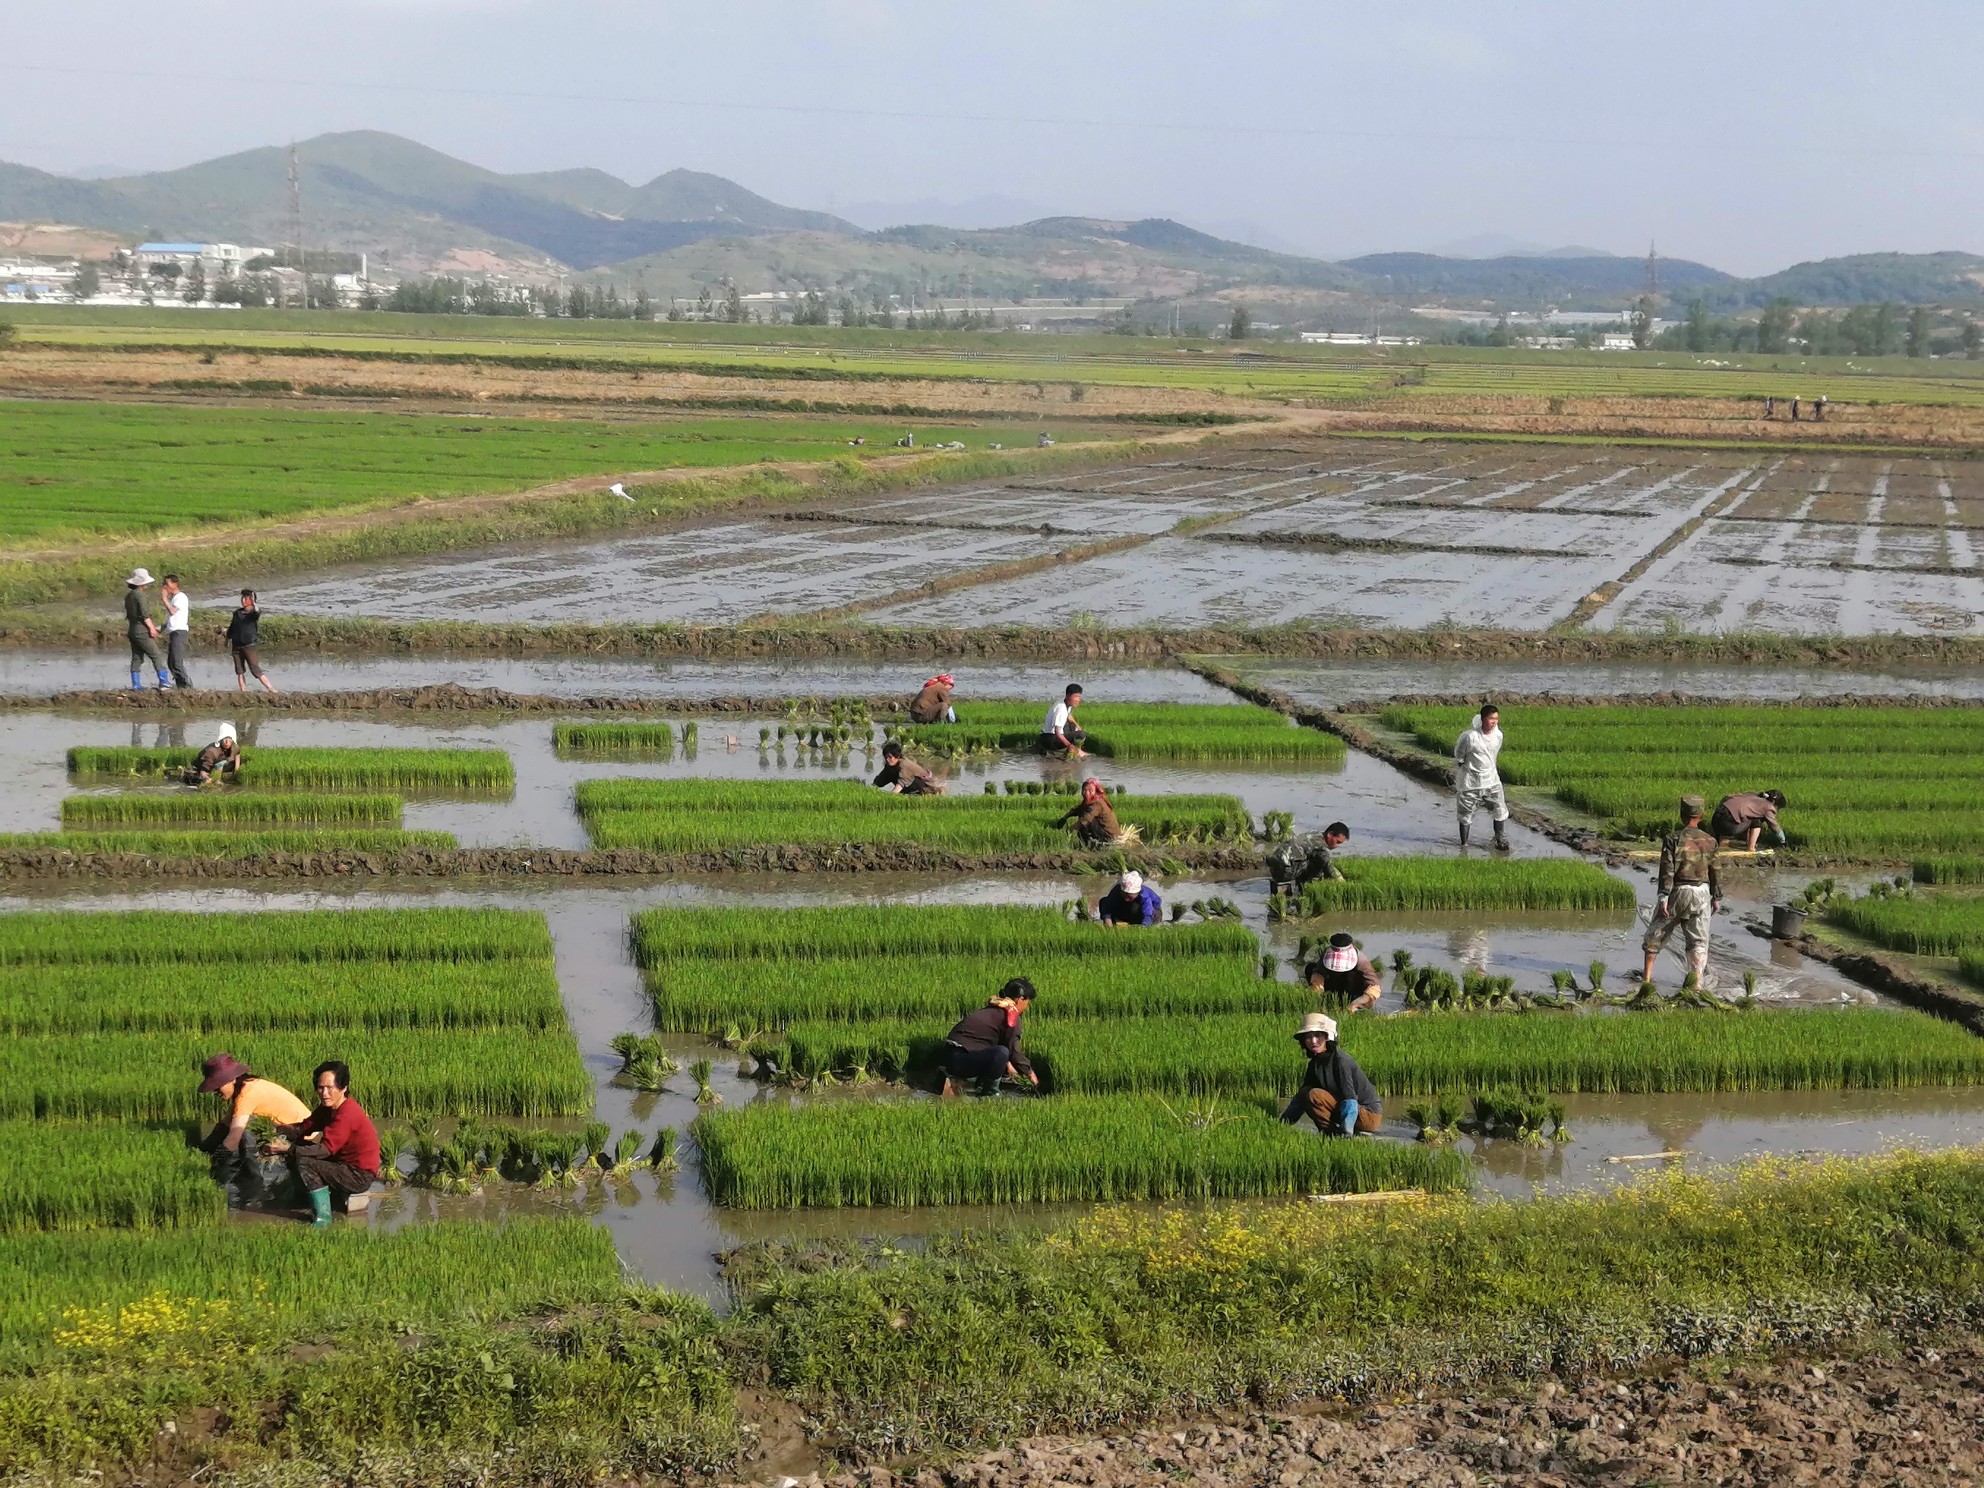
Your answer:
[1915,858,1984,885]
[553,722,678,757]
[900,701,1344,764]
[67,746,514,793]
[1827,893,1984,957]
[0,1028,593,1121]
[0,829,457,858]
[1298,857,1635,914]
[60,792,403,829]
[0,1123,222,1234]
[693,1095,1470,1207]
[0,960,562,1036]
[0,908,553,966]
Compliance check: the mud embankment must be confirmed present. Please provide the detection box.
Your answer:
[0,684,911,716]
[1770,927,1984,1038]
[1336,691,1984,712]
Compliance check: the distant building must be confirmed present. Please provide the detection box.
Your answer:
[1598,333,1638,351]
[1300,331,1422,347]
[133,243,267,279]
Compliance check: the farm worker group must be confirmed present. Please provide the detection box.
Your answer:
[198,1053,382,1226]
[120,573,281,693]
[1642,795,1723,986]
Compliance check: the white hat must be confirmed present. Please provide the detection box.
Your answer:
[1294,1012,1338,1042]
[1119,870,1143,894]
[216,722,237,747]
[127,568,154,587]
[1322,933,1358,974]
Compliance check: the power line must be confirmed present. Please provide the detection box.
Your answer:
[2,61,1978,161]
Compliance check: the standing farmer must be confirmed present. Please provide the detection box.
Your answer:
[124,568,170,691]
[1642,795,1723,987]
[1453,703,1510,851]
[160,574,195,689]
[222,590,278,694]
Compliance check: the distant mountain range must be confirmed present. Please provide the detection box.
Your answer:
[3,131,1981,312]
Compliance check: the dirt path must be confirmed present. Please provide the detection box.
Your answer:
[786,1338,1981,1487]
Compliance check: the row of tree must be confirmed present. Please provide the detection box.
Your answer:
[1664,298,1980,357]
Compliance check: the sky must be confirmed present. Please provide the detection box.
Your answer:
[3,0,1981,275]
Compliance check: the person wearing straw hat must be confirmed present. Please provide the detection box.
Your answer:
[1096,868,1161,927]
[181,722,243,785]
[908,672,958,724]
[123,568,171,691]
[1642,795,1722,987]
[196,1053,309,1209]
[1303,931,1382,1013]
[1280,1013,1382,1135]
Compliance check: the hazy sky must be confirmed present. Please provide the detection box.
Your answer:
[4,0,1980,274]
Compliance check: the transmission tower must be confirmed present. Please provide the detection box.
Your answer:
[286,143,303,274]
[1643,240,1660,302]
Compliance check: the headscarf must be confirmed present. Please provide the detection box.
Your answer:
[216,722,238,751]
[925,673,956,691]
[1080,778,1106,803]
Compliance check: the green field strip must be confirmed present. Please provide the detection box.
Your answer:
[60,792,404,829]
[1296,857,1635,914]
[68,746,514,794]
[897,700,1343,763]
[0,908,554,966]
[0,1123,223,1235]
[0,829,457,858]
[1827,893,1984,957]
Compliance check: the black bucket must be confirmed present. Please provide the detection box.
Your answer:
[1771,904,1809,940]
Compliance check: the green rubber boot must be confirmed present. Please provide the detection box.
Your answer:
[307,1187,334,1227]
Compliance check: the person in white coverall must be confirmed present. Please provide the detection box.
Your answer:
[1453,703,1510,851]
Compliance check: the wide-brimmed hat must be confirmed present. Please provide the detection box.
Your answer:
[1120,870,1144,894]
[198,1052,251,1093]
[1293,1012,1339,1043]
[127,567,154,587]
[1321,931,1358,974]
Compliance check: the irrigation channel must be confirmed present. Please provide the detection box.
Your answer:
[5,655,1981,1303]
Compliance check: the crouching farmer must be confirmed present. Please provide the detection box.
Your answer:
[1304,931,1382,1013]
[1097,869,1161,926]
[873,740,943,794]
[941,978,1040,1096]
[1280,1013,1382,1135]
[196,1052,309,1209]
[1267,821,1350,891]
[270,1060,381,1225]
[182,722,242,785]
[1055,778,1123,847]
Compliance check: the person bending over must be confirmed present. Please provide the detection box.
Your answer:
[1304,931,1382,1013]
[908,672,958,724]
[196,1052,309,1209]
[1041,683,1087,758]
[181,722,243,785]
[1280,1013,1383,1135]
[873,740,943,794]
[1710,789,1787,851]
[1056,778,1123,847]
[1097,869,1160,927]
[941,978,1039,1096]
[1267,821,1350,891]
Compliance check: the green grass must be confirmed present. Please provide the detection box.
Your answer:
[553,722,682,757]
[60,792,403,829]
[0,829,457,858]
[0,960,563,1036]
[1297,857,1635,914]
[0,1028,592,1121]
[898,702,1343,764]
[0,1123,223,1234]
[67,746,513,793]
[1826,893,1984,957]
[1383,703,1984,858]
[0,908,553,966]
[1915,857,1984,885]
[694,1095,1471,1207]
[578,779,1250,853]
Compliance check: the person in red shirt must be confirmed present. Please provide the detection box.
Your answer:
[271,1060,381,1226]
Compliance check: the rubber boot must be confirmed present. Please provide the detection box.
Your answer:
[1493,822,1511,852]
[1338,1097,1360,1136]
[130,671,145,691]
[307,1187,334,1227]
[156,671,173,689]
[1458,823,1470,848]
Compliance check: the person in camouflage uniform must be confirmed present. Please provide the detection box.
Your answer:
[1266,822,1350,891]
[1642,795,1722,985]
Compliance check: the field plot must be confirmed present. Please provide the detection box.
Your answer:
[68,746,514,794]
[1382,703,1984,856]
[898,701,1343,763]
[0,828,457,857]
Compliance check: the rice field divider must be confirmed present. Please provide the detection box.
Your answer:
[67,746,514,796]
[1825,887,1984,957]
[1915,858,1984,886]
[892,700,1344,764]
[0,1121,223,1233]
[0,907,555,967]
[61,791,404,830]
[692,1093,1472,1208]
[1297,857,1635,915]
[0,829,457,859]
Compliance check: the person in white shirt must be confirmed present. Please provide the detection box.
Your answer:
[1453,702,1510,850]
[160,574,195,690]
[1040,683,1087,757]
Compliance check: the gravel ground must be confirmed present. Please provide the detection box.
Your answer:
[781,1340,1982,1487]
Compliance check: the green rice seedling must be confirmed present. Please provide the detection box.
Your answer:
[1550,970,1576,995]
[0,829,458,858]
[1826,891,1984,956]
[552,722,673,759]
[61,792,403,829]
[691,1058,719,1104]
[1297,858,1634,915]
[0,959,561,1036]
[649,1128,679,1172]
[901,702,1346,765]
[1469,1089,1554,1146]
[374,1125,408,1184]
[0,1122,223,1233]
[0,1028,593,1122]
[693,1094,1471,1208]
[608,1130,646,1177]
[1260,810,1295,842]
[1266,890,1290,922]
[0,907,553,967]
[1587,961,1607,995]
[610,1032,680,1090]
[67,747,513,794]
[579,1121,611,1169]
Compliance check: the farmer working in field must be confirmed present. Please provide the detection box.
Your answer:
[1055,778,1124,847]
[1304,932,1382,1013]
[940,977,1040,1096]
[1280,1013,1383,1135]
[908,672,958,724]
[1097,868,1161,927]
[196,1052,310,1209]
[181,722,243,785]
[221,589,278,694]
[1710,789,1787,851]
[1453,703,1511,851]
[1041,683,1087,758]
[1267,821,1350,891]
[872,740,943,795]
[124,568,171,692]
[1642,795,1723,988]
[267,1060,382,1227]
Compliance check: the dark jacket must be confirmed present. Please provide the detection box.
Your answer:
[125,587,154,639]
[873,757,940,794]
[944,1003,1031,1079]
[1279,1045,1380,1123]
[1307,955,1381,1001]
[225,607,261,650]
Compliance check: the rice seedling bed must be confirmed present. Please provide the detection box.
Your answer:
[0,1122,223,1233]
[0,1027,593,1121]
[60,792,404,829]
[694,1094,1471,1207]
[1915,858,1984,885]
[1297,857,1635,915]
[897,701,1343,763]
[0,829,457,858]
[0,1217,619,1362]
[552,722,684,757]
[1825,893,1984,957]
[579,779,1250,853]
[0,959,562,1036]
[0,908,553,966]
[67,746,514,794]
